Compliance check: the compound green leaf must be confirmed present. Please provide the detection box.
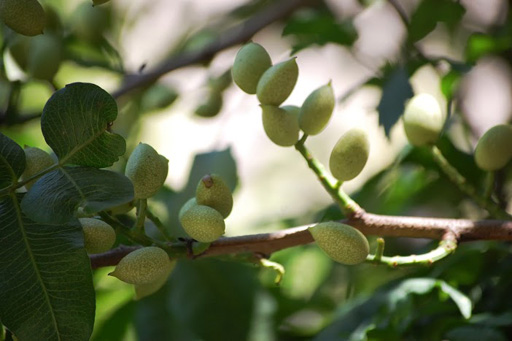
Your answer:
[41,83,126,168]
[0,194,95,341]
[21,166,134,224]
[0,133,25,190]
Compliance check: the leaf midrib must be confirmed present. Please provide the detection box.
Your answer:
[11,192,62,340]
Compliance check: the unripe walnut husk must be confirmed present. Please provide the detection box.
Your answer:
[299,82,335,136]
[474,124,512,171]
[309,222,369,265]
[232,42,272,94]
[79,218,116,254]
[402,93,444,146]
[256,58,299,106]
[329,128,369,182]
[180,204,225,243]
[261,105,300,147]
[195,174,233,218]
[125,143,169,199]
[22,146,56,190]
[109,246,173,285]
[134,259,176,300]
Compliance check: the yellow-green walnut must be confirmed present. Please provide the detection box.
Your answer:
[178,197,198,221]
[0,0,46,36]
[329,128,369,182]
[195,174,233,218]
[109,246,173,285]
[256,58,299,106]
[79,218,116,254]
[22,146,55,189]
[299,83,335,135]
[125,143,169,199]
[309,222,369,265]
[134,259,176,300]
[232,42,272,94]
[27,34,63,81]
[474,124,512,171]
[261,105,300,147]
[403,93,444,146]
[195,91,223,118]
[180,205,225,242]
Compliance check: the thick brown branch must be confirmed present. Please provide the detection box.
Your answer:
[90,211,512,269]
[111,0,316,99]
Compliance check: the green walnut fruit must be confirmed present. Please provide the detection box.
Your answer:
[403,93,444,146]
[178,197,198,221]
[141,83,178,112]
[474,124,512,171]
[309,221,369,265]
[125,143,169,199]
[79,218,116,254]
[109,246,173,285]
[261,105,300,147]
[299,83,335,135]
[195,91,223,118]
[8,35,31,70]
[180,205,225,242]
[232,42,272,94]
[329,128,369,182]
[22,146,55,189]
[27,34,63,81]
[72,2,110,42]
[257,58,299,106]
[134,259,176,300]
[195,174,233,218]
[0,0,46,36]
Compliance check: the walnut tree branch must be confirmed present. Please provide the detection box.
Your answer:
[111,0,317,99]
[89,210,512,269]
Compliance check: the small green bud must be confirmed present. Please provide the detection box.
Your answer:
[299,83,335,135]
[309,222,369,265]
[232,42,272,94]
[179,197,198,221]
[125,143,169,199]
[261,105,300,147]
[194,91,223,118]
[195,174,233,218]
[22,146,55,190]
[27,34,63,81]
[329,128,369,181]
[257,58,299,106]
[0,0,46,36]
[134,259,176,300]
[79,218,116,254]
[403,93,444,146]
[180,205,225,243]
[474,124,512,171]
[109,246,173,285]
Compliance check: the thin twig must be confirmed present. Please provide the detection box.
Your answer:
[111,0,317,99]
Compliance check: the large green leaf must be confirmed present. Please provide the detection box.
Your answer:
[0,133,25,190]
[166,259,259,341]
[21,166,134,224]
[408,0,465,42]
[0,194,95,341]
[41,82,125,168]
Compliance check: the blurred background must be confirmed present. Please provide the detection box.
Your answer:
[2,0,512,339]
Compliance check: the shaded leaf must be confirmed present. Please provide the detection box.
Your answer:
[377,66,414,136]
[167,259,259,341]
[0,133,25,190]
[283,7,357,54]
[92,301,136,341]
[21,166,134,224]
[0,194,95,341]
[408,0,465,42]
[41,83,125,168]
[444,326,507,341]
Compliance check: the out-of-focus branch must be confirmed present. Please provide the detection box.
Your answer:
[111,0,318,99]
[89,210,512,269]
